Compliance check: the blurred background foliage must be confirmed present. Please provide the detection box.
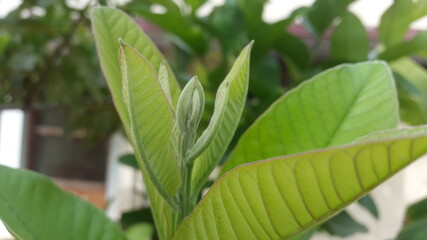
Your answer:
[0,0,120,142]
[2,0,427,239]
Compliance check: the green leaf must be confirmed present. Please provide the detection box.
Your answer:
[91,7,182,240]
[190,41,253,197]
[390,58,427,125]
[397,217,427,240]
[187,80,230,164]
[206,1,247,57]
[122,1,207,55]
[176,76,205,157]
[173,126,427,240]
[184,0,206,10]
[91,7,181,132]
[121,207,154,230]
[331,12,369,62]
[407,197,427,221]
[0,165,126,240]
[222,61,399,173]
[379,31,427,61]
[358,194,379,219]
[304,0,355,35]
[322,211,367,237]
[397,198,427,240]
[119,42,181,203]
[273,32,310,70]
[378,0,427,47]
[125,223,154,240]
[236,0,267,30]
[118,154,139,169]
[0,34,10,53]
[159,61,174,107]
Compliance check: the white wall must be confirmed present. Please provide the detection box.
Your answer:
[0,110,25,239]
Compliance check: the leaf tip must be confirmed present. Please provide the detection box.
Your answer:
[118,37,125,46]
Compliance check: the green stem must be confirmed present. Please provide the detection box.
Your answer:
[174,162,195,229]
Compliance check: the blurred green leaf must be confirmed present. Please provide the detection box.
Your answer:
[304,0,355,35]
[236,0,266,30]
[390,58,427,125]
[358,194,379,219]
[397,197,427,240]
[322,211,368,237]
[379,31,427,61]
[379,0,427,48]
[119,154,139,169]
[184,0,207,11]
[123,0,207,55]
[205,1,247,57]
[0,34,11,53]
[0,165,126,240]
[249,6,309,61]
[397,217,427,240]
[331,12,368,62]
[126,223,154,240]
[274,32,310,70]
[121,207,154,230]
[407,197,427,221]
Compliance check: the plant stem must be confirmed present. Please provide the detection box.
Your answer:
[175,161,195,229]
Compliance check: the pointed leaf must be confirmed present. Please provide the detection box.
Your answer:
[358,194,379,219]
[0,165,126,240]
[174,126,427,240]
[186,81,229,164]
[321,211,367,237]
[119,42,181,201]
[176,76,205,156]
[91,6,181,132]
[91,7,180,240]
[190,42,253,195]
[222,61,399,174]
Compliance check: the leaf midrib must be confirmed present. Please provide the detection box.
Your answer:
[322,67,375,147]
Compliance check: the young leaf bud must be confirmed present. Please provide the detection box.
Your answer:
[176,76,205,156]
